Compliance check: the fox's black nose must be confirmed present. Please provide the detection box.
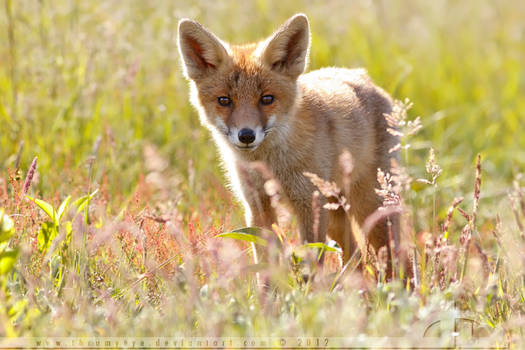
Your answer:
[238,128,256,144]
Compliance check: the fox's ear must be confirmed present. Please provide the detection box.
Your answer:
[178,19,230,80]
[258,14,310,78]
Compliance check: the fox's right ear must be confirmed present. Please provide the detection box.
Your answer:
[178,19,230,80]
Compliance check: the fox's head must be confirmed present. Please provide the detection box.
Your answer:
[178,14,310,151]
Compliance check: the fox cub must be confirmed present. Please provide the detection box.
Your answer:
[178,14,398,262]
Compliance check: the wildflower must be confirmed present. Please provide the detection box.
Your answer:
[22,156,37,196]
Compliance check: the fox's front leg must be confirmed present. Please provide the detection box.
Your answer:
[242,190,276,230]
[291,196,328,268]
[236,167,276,230]
[235,167,276,267]
[293,195,327,244]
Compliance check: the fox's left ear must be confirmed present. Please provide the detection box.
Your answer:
[257,14,310,78]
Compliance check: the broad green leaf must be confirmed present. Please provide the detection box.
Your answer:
[57,195,72,223]
[301,242,342,253]
[231,227,265,235]
[216,229,268,247]
[37,221,59,253]
[0,208,15,242]
[26,196,57,225]
[297,241,342,261]
[0,249,18,274]
[73,189,99,214]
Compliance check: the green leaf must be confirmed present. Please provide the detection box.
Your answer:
[65,221,73,246]
[0,208,15,243]
[0,249,18,274]
[57,195,72,223]
[26,196,57,225]
[73,189,98,214]
[216,227,268,247]
[37,221,59,253]
[301,242,342,253]
[231,227,266,236]
[8,299,27,321]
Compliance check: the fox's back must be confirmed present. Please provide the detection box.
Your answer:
[296,67,396,182]
[299,67,393,129]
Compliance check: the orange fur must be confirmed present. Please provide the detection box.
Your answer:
[178,14,399,263]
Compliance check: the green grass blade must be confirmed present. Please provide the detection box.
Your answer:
[73,189,99,214]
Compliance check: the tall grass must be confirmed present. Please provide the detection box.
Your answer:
[0,0,523,346]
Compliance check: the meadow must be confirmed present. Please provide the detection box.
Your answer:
[0,0,524,347]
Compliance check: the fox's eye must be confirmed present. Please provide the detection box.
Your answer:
[218,96,232,107]
[260,95,274,105]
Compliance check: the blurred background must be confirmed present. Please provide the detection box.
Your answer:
[1,0,524,230]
